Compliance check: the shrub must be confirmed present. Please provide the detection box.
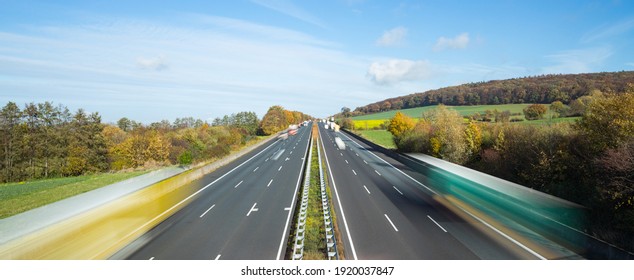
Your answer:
[178,151,193,166]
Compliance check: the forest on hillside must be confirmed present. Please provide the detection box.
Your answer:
[346,71,634,116]
[0,102,309,183]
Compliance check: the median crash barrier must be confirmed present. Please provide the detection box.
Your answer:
[0,135,277,259]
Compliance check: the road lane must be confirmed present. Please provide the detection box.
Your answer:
[318,124,539,259]
[120,123,312,260]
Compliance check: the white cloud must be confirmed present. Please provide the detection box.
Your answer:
[542,47,612,74]
[136,55,168,70]
[367,59,432,85]
[433,32,469,51]
[376,26,407,47]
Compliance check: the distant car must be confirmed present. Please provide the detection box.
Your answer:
[335,137,345,150]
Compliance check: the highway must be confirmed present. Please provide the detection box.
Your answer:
[118,121,545,260]
[121,124,312,260]
[318,124,542,260]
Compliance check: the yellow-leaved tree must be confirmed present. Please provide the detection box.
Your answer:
[387,111,415,138]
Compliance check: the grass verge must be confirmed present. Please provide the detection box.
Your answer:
[0,170,149,219]
[354,130,396,149]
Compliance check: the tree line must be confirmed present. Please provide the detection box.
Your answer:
[342,71,634,117]
[385,88,634,252]
[0,102,310,183]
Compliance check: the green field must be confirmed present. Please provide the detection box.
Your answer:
[351,104,532,121]
[0,170,148,219]
[349,104,579,127]
[355,130,395,149]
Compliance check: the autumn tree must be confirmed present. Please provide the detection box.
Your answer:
[523,104,547,120]
[577,92,634,152]
[259,105,287,135]
[423,105,469,164]
[387,111,415,138]
[464,121,482,159]
[340,118,354,130]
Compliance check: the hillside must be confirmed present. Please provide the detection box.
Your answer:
[349,71,634,116]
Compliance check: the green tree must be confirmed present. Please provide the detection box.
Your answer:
[341,107,351,118]
[178,150,193,166]
[117,117,132,132]
[64,110,108,175]
[550,101,566,118]
[232,111,259,136]
[37,102,64,178]
[0,102,22,182]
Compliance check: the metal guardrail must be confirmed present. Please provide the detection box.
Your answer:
[317,135,338,260]
[292,137,312,260]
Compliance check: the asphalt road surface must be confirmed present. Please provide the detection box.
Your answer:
[122,124,312,260]
[318,124,542,260]
[120,121,543,260]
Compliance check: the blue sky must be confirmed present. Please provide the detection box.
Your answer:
[1,0,633,123]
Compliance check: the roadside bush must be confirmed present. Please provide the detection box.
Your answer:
[178,151,193,166]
